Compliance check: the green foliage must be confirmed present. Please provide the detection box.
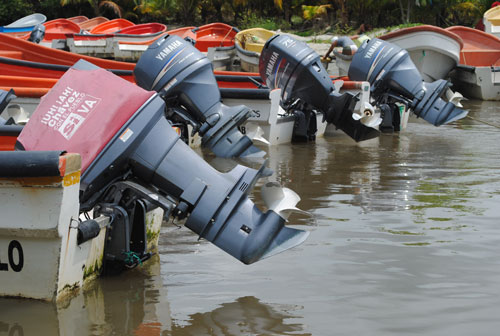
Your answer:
[290,14,303,25]
[239,13,290,30]
[301,4,332,21]
[1,0,489,32]
[134,0,175,23]
[0,0,34,26]
[447,1,484,26]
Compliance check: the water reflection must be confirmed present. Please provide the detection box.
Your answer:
[0,254,171,336]
[0,253,308,336]
[170,296,309,336]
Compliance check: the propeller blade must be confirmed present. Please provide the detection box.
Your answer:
[7,105,29,125]
[261,182,309,220]
[333,80,344,92]
[445,88,465,108]
[245,122,270,145]
[352,102,382,129]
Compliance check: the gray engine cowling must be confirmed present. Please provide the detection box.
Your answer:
[134,34,264,158]
[259,34,380,142]
[348,38,467,126]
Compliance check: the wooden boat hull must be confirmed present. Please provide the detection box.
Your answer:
[379,25,463,82]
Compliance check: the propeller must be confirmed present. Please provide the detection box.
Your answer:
[244,122,270,145]
[258,181,310,260]
[352,101,382,128]
[261,182,309,220]
[445,88,465,108]
[7,105,30,125]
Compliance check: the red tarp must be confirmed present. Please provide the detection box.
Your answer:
[18,67,154,172]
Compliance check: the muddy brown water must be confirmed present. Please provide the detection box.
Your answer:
[1,100,500,335]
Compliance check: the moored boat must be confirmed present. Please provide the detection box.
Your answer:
[235,28,275,72]
[193,23,238,52]
[0,32,135,81]
[66,22,167,60]
[0,13,47,33]
[21,18,81,47]
[483,5,500,38]
[67,16,89,24]
[0,32,377,144]
[165,26,196,39]
[446,26,500,100]
[89,18,134,34]
[78,16,109,31]
[379,25,463,82]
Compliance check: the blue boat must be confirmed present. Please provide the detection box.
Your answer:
[0,13,47,33]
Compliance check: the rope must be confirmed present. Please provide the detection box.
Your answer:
[123,251,142,266]
[466,115,500,129]
[220,27,234,47]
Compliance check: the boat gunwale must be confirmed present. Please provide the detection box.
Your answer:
[379,25,464,49]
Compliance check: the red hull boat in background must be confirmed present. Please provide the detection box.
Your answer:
[78,16,109,31]
[193,23,238,52]
[446,26,500,100]
[19,18,81,46]
[89,18,134,34]
[166,26,196,40]
[67,16,89,24]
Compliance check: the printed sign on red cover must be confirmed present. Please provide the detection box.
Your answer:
[18,68,154,172]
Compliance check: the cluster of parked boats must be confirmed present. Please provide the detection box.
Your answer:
[0,10,496,302]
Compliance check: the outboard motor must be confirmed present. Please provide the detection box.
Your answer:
[28,24,45,44]
[16,61,308,270]
[259,34,380,142]
[134,34,264,158]
[348,38,467,127]
[0,89,17,125]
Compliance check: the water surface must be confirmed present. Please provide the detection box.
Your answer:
[1,100,499,335]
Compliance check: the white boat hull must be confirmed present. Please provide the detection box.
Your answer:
[384,31,461,82]
[450,65,500,101]
[0,153,164,301]
[223,89,326,146]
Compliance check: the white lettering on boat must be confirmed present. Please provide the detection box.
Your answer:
[265,51,279,79]
[365,40,383,59]
[155,40,183,61]
[0,240,24,272]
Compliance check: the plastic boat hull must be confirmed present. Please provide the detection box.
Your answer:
[379,25,463,82]
[446,26,500,100]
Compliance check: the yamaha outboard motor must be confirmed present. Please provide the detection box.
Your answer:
[134,34,264,158]
[348,38,467,127]
[0,89,17,125]
[16,61,308,269]
[259,34,380,142]
[28,24,45,44]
